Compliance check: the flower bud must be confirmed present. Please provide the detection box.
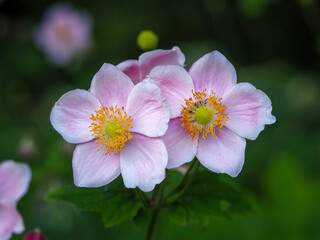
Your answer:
[23,229,46,240]
[137,30,158,51]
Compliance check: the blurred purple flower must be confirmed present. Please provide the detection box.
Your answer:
[34,3,92,66]
[0,160,31,240]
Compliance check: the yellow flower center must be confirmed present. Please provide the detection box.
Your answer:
[195,106,212,125]
[180,89,228,142]
[89,106,133,155]
[105,121,121,138]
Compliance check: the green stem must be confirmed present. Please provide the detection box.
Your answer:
[145,159,199,240]
[178,158,197,185]
[174,161,200,199]
[135,189,149,209]
[157,181,165,205]
[164,158,199,203]
[145,209,159,240]
[145,182,165,240]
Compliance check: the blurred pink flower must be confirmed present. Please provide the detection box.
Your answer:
[50,63,170,192]
[34,3,92,66]
[0,160,31,240]
[117,46,185,84]
[18,137,37,158]
[23,229,46,240]
[145,50,276,177]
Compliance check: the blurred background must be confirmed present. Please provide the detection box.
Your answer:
[1,0,320,239]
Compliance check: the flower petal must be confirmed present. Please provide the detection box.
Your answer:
[72,140,121,187]
[0,201,24,240]
[0,160,31,202]
[50,89,101,144]
[196,127,246,177]
[90,63,134,107]
[120,133,167,192]
[223,82,276,140]
[162,118,198,169]
[125,82,170,137]
[116,60,140,85]
[189,51,237,98]
[139,46,185,80]
[12,214,24,234]
[145,65,194,118]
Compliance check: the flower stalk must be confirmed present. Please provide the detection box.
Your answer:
[135,189,149,209]
[144,159,200,240]
[165,158,200,204]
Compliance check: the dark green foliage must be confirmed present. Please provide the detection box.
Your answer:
[168,171,251,227]
[47,169,251,229]
[46,179,142,227]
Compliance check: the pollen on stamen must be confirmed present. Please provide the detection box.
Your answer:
[89,106,133,155]
[179,89,228,143]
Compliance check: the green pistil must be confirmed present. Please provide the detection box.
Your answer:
[105,122,120,138]
[195,106,212,125]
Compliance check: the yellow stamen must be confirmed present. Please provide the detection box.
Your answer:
[89,106,133,155]
[179,89,228,142]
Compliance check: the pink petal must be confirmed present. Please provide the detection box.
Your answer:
[196,127,246,177]
[50,89,101,144]
[139,46,185,80]
[72,140,121,187]
[120,133,167,192]
[223,83,276,140]
[145,65,194,118]
[90,63,134,108]
[125,82,170,137]
[13,214,24,234]
[162,118,198,169]
[0,201,24,240]
[189,51,237,98]
[116,60,140,85]
[0,160,31,202]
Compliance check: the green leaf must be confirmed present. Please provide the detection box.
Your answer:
[132,208,150,228]
[168,171,252,227]
[46,179,142,227]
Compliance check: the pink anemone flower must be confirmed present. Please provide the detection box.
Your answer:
[50,64,170,192]
[0,160,31,240]
[145,51,276,177]
[34,3,92,66]
[117,46,185,84]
